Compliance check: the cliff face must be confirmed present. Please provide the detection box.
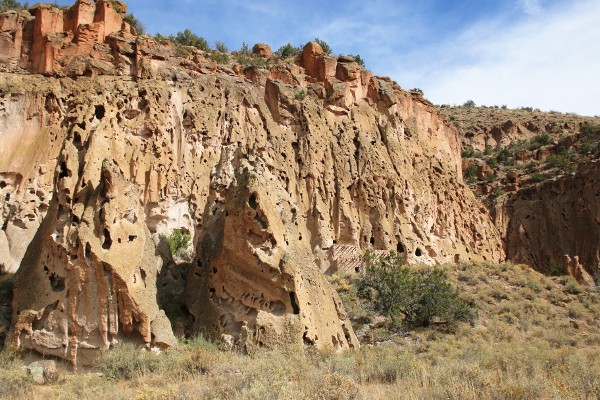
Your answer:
[491,162,600,281]
[1,4,504,365]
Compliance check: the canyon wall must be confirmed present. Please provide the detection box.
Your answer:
[1,3,504,365]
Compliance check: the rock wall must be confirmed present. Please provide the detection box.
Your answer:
[1,5,505,364]
[491,161,600,280]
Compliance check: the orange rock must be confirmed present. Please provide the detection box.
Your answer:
[252,43,271,57]
[477,164,493,180]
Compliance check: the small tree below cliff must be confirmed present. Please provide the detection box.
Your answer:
[359,250,476,328]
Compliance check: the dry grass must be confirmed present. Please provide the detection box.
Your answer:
[1,262,599,399]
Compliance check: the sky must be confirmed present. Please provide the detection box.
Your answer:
[53,0,600,116]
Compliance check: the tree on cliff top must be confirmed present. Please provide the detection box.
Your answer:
[170,29,211,52]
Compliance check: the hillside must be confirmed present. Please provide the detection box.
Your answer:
[1,261,598,399]
[0,1,599,397]
[438,104,600,276]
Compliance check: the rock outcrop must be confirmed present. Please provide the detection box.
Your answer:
[1,3,505,365]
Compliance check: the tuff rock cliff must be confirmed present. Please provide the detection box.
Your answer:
[1,1,504,366]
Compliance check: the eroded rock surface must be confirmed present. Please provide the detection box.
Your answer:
[491,161,600,279]
[1,5,505,363]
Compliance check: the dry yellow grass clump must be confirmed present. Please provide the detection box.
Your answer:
[1,261,599,400]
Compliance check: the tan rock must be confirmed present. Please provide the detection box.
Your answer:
[252,43,271,58]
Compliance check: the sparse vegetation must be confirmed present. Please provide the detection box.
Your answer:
[210,51,229,64]
[295,89,307,100]
[1,261,600,399]
[0,0,28,12]
[530,172,547,182]
[162,229,191,258]
[358,251,475,328]
[122,13,145,35]
[214,41,228,53]
[463,164,477,183]
[275,43,300,59]
[153,33,170,45]
[170,29,210,52]
[528,133,552,150]
[347,54,365,66]
[314,37,332,55]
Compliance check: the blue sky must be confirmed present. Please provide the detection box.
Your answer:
[55,0,600,116]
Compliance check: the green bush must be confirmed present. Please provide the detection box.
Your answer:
[162,229,191,256]
[295,89,307,100]
[528,134,551,150]
[346,54,365,66]
[358,250,476,328]
[497,148,512,163]
[546,154,569,169]
[210,51,229,64]
[485,171,497,183]
[461,146,475,158]
[170,29,210,51]
[531,172,547,182]
[123,13,145,35]
[491,187,505,198]
[463,164,477,183]
[275,43,300,58]
[581,124,599,135]
[154,33,170,45]
[463,99,476,108]
[314,37,332,54]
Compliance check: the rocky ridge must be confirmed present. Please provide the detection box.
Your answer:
[1,1,504,366]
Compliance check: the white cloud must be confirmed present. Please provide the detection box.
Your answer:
[520,0,542,15]
[389,0,600,116]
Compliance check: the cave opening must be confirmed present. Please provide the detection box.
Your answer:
[289,292,300,314]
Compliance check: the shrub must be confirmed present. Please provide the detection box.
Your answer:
[214,41,228,53]
[162,229,191,256]
[461,146,475,158]
[275,43,300,58]
[491,187,505,198]
[346,54,365,66]
[154,33,170,45]
[485,171,497,183]
[528,134,551,150]
[123,14,145,35]
[295,89,307,100]
[210,51,229,64]
[546,154,569,169]
[314,37,332,54]
[497,148,512,163]
[487,157,498,168]
[170,29,210,51]
[531,172,547,182]
[410,88,424,95]
[449,115,456,121]
[463,99,476,108]
[358,250,476,327]
[581,124,599,135]
[463,164,477,183]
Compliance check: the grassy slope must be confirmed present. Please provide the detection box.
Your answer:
[1,261,598,399]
